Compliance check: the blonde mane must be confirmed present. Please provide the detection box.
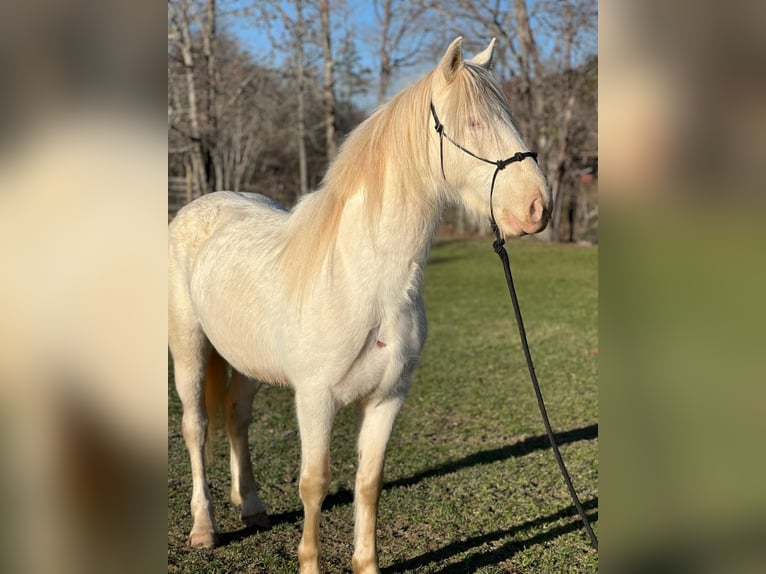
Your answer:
[279,62,514,302]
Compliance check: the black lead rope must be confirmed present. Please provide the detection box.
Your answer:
[431,101,599,552]
[490,231,599,552]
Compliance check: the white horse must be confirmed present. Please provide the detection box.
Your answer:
[168,37,551,574]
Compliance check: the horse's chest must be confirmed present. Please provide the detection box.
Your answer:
[330,306,426,405]
[330,340,403,405]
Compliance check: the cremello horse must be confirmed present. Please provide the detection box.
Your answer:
[168,37,551,574]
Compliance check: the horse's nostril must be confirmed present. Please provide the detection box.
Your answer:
[529,198,544,224]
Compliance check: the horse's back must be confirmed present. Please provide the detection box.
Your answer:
[168,191,288,316]
[169,191,286,267]
[171,190,285,239]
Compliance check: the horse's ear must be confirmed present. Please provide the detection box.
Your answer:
[468,38,496,70]
[436,37,463,86]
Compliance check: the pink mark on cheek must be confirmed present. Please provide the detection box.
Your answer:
[376,340,387,349]
[468,118,482,129]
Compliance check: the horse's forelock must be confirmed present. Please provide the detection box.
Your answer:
[440,63,515,141]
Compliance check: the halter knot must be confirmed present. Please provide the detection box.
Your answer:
[430,103,444,134]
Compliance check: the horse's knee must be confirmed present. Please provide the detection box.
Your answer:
[182,411,207,443]
[225,374,257,429]
[298,541,321,571]
[299,468,330,507]
[225,415,249,443]
[226,391,253,422]
[355,471,382,507]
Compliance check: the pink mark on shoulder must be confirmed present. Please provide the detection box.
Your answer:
[376,340,387,349]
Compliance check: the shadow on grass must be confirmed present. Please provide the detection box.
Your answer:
[382,498,598,573]
[216,423,597,546]
[216,520,278,546]
[385,423,597,492]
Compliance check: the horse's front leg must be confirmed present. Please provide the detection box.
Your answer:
[295,389,338,574]
[352,394,405,574]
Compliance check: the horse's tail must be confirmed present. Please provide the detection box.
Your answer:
[204,348,228,462]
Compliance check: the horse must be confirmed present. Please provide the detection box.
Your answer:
[168,37,551,574]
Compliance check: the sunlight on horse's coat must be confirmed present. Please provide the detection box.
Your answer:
[168,37,550,574]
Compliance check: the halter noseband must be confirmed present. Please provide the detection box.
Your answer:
[430,102,538,244]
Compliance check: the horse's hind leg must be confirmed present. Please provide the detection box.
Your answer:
[225,370,270,528]
[169,320,218,548]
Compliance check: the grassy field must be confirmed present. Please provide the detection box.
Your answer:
[168,238,598,573]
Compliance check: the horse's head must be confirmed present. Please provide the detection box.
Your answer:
[430,37,551,236]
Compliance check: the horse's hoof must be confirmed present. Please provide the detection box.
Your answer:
[243,511,271,529]
[189,529,218,549]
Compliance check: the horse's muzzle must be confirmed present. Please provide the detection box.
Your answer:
[500,198,550,236]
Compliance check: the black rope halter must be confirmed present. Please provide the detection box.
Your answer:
[429,101,537,244]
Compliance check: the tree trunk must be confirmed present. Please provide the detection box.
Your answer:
[514,0,539,79]
[549,160,567,243]
[514,0,544,124]
[567,183,576,243]
[548,87,576,242]
[174,0,207,196]
[201,0,219,191]
[319,0,337,161]
[376,0,393,106]
[294,0,309,198]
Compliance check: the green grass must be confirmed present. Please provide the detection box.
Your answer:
[168,238,598,573]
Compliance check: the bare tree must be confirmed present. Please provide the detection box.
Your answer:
[319,0,338,160]
[169,1,296,199]
[168,0,210,196]
[334,4,372,106]
[535,0,598,241]
[252,0,316,197]
[198,0,220,190]
[167,0,595,239]
[214,39,284,193]
[372,0,436,106]
[428,0,597,241]
[293,0,309,197]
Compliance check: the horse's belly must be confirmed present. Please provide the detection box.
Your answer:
[204,320,289,386]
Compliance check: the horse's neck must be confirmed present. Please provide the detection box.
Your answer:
[305,85,441,306]
[334,178,441,302]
